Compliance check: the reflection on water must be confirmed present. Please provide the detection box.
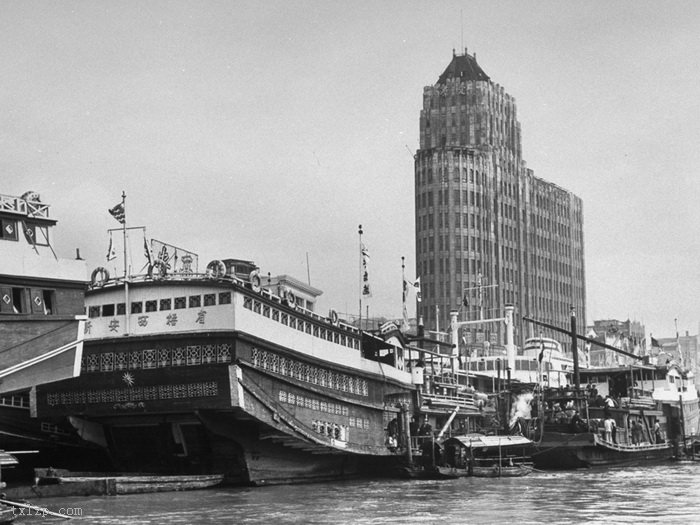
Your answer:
[29,463,700,524]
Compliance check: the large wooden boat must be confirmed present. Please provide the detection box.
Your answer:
[35,232,419,485]
[0,191,109,478]
[527,366,680,469]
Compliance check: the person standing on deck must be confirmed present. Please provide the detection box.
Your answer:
[654,421,663,444]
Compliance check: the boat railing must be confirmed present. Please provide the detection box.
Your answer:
[88,271,360,334]
[0,394,29,409]
[593,433,669,451]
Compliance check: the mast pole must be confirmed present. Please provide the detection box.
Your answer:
[121,191,127,279]
[358,224,363,331]
[570,306,580,391]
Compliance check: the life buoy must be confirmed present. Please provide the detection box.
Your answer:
[148,260,167,280]
[249,269,262,292]
[329,309,339,326]
[285,289,297,308]
[90,267,110,287]
[206,260,226,279]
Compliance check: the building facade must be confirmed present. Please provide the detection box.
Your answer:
[414,50,586,353]
[586,319,645,368]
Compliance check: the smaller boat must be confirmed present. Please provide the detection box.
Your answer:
[440,434,535,478]
[36,469,223,494]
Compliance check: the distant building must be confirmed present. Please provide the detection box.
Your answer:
[657,331,699,382]
[586,319,645,367]
[414,49,585,354]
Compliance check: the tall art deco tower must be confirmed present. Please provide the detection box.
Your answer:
[414,49,586,352]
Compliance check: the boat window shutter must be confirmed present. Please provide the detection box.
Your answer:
[0,287,12,313]
[30,288,45,314]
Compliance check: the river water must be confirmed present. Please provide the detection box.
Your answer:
[25,462,700,524]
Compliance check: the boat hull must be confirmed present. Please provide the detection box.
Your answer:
[534,432,674,469]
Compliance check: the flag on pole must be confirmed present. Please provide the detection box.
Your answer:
[106,234,116,261]
[361,243,371,297]
[143,236,153,266]
[538,335,545,363]
[108,202,125,224]
[403,277,422,302]
[413,277,422,302]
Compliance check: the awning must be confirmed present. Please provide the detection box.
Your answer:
[444,434,533,448]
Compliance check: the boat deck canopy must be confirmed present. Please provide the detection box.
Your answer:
[445,434,533,448]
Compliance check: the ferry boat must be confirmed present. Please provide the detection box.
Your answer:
[0,191,107,478]
[465,336,574,389]
[34,217,424,485]
[519,315,677,468]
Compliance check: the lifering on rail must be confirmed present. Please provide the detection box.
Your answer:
[206,260,226,279]
[329,309,339,326]
[250,269,262,292]
[285,289,297,308]
[90,267,110,287]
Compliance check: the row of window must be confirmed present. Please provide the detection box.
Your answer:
[252,348,369,397]
[0,286,55,315]
[45,381,220,407]
[81,344,232,373]
[0,217,49,246]
[88,292,232,318]
[244,296,360,351]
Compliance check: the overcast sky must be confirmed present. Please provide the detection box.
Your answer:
[2,1,699,339]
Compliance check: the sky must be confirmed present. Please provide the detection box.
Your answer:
[1,1,699,339]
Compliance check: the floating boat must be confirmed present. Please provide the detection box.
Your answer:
[439,434,534,478]
[35,199,425,485]
[0,191,110,478]
[37,468,223,494]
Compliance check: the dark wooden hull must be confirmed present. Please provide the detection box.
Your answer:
[471,465,532,477]
[51,473,224,494]
[534,432,674,469]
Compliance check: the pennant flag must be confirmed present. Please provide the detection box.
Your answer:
[651,336,662,349]
[413,277,422,302]
[109,202,125,224]
[106,234,116,261]
[151,239,198,274]
[361,243,371,297]
[144,236,153,266]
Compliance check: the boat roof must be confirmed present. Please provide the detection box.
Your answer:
[0,451,19,467]
[444,434,533,448]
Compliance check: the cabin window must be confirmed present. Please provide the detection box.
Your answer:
[11,287,27,313]
[42,290,55,314]
[117,303,126,315]
[174,297,186,309]
[88,306,101,318]
[203,294,216,306]
[145,300,157,312]
[102,304,115,316]
[22,223,49,246]
[218,292,231,305]
[130,302,143,314]
[0,219,18,241]
[160,298,171,311]
[669,376,675,384]
[189,295,201,308]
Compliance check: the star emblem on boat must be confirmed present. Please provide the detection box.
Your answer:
[122,372,135,386]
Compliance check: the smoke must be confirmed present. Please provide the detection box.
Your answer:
[509,392,534,428]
